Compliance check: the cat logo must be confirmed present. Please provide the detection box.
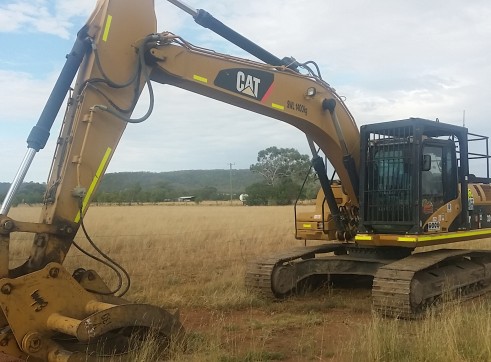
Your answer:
[214,68,274,101]
[236,71,261,98]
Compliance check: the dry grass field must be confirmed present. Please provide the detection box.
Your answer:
[7,204,491,361]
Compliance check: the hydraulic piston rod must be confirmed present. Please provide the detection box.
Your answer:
[0,149,37,215]
[167,0,295,68]
[167,0,198,17]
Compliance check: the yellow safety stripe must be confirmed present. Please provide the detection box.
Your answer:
[102,15,113,42]
[397,236,418,242]
[356,229,491,243]
[397,228,491,243]
[74,147,112,223]
[355,234,373,241]
[193,75,208,83]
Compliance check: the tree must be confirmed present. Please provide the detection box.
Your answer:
[250,146,311,186]
[274,178,303,205]
[12,182,46,205]
[194,186,219,200]
[248,147,317,205]
[244,182,272,205]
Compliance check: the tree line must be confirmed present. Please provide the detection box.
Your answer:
[1,147,320,206]
[93,183,232,204]
[0,180,240,206]
[0,182,47,206]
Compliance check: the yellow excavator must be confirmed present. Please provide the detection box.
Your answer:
[1,0,491,360]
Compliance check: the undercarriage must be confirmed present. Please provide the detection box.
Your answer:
[245,243,491,318]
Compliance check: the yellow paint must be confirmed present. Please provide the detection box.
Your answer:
[397,228,491,243]
[302,223,312,229]
[102,15,113,42]
[272,103,284,110]
[355,234,373,241]
[397,236,417,242]
[74,147,112,223]
[193,75,208,83]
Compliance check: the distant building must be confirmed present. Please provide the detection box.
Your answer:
[177,196,195,202]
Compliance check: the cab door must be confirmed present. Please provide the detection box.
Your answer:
[420,140,458,230]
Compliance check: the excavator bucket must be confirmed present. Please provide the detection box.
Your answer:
[0,263,184,361]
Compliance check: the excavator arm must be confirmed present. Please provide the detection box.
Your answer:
[0,0,361,359]
[7,0,157,277]
[146,33,361,238]
[147,34,360,195]
[5,3,362,276]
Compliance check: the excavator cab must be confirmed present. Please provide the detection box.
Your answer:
[356,117,491,247]
[359,118,466,236]
[295,117,491,245]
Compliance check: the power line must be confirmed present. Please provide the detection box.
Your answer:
[228,162,235,204]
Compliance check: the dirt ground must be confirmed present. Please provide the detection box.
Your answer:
[0,289,370,362]
[180,286,373,361]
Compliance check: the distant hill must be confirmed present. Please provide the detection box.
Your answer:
[97,169,262,194]
[0,181,47,205]
[0,183,8,196]
[1,170,263,204]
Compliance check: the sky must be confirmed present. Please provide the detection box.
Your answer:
[1,0,491,182]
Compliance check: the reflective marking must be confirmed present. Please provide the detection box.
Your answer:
[302,223,312,229]
[74,147,112,223]
[193,75,208,83]
[272,103,284,110]
[102,15,113,42]
[397,228,491,243]
[355,234,373,241]
[397,237,417,242]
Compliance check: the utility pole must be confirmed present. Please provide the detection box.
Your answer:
[228,162,235,204]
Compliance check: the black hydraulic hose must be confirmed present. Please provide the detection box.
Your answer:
[91,38,140,89]
[27,26,91,151]
[301,60,322,79]
[77,203,132,297]
[194,9,293,68]
[92,35,155,124]
[311,156,344,232]
[322,98,360,200]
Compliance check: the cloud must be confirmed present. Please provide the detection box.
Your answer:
[108,86,306,174]
[0,70,58,122]
[2,0,491,182]
[54,0,97,20]
[0,0,95,38]
[0,68,63,183]
[166,1,491,124]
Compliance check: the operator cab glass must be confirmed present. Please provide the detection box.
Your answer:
[420,141,458,229]
[365,141,412,233]
[358,118,468,235]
